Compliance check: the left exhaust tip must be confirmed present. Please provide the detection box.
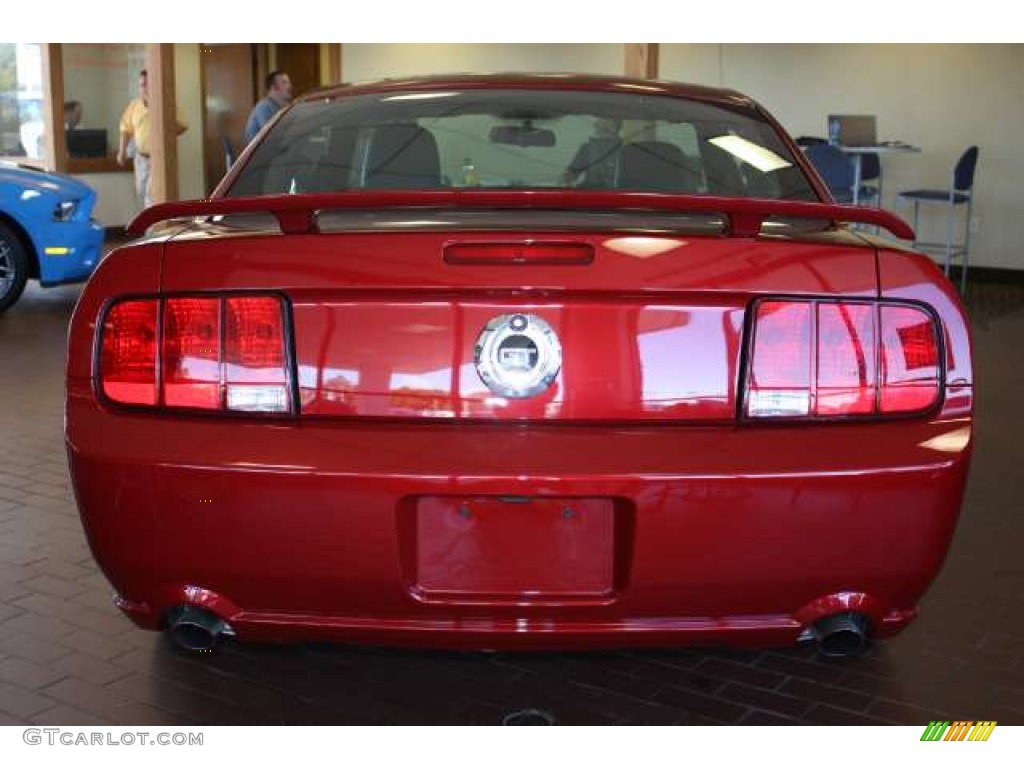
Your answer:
[813,611,870,658]
[165,605,230,653]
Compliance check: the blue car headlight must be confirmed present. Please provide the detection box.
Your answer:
[53,200,78,222]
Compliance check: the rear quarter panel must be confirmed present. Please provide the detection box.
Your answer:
[877,246,973,417]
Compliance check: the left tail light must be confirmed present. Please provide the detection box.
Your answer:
[99,299,158,406]
[99,294,293,414]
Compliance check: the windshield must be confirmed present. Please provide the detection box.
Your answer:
[227,88,818,201]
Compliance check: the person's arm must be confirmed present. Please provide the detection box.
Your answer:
[116,103,132,166]
[243,103,264,144]
[116,131,131,166]
[562,143,590,185]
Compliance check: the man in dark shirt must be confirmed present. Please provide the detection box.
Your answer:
[64,100,83,130]
[562,117,623,188]
[244,71,294,144]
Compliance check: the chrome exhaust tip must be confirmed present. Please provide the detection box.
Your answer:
[165,605,230,652]
[813,611,870,658]
[502,709,557,726]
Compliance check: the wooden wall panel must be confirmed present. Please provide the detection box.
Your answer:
[624,44,660,79]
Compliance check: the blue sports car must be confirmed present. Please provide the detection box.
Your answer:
[0,163,104,312]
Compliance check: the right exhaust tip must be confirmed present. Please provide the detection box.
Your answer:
[813,611,870,658]
[165,605,229,653]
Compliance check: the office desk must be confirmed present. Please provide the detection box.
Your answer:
[839,144,921,205]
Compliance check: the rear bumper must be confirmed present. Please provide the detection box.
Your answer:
[66,392,971,650]
[113,593,919,650]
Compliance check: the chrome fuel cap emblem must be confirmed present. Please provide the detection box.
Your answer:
[474,313,562,398]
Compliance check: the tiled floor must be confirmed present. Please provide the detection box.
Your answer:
[0,277,1022,726]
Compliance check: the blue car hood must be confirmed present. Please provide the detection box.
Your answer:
[0,163,95,201]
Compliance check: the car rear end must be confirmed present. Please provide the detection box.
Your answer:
[65,77,973,653]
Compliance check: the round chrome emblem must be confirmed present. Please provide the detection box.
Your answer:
[474,313,562,398]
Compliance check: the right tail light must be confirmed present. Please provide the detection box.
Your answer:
[99,293,293,414]
[745,298,941,419]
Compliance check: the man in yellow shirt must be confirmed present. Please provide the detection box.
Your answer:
[116,69,187,209]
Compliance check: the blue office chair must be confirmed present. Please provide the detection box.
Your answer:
[804,144,855,204]
[897,146,979,293]
[222,136,237,170]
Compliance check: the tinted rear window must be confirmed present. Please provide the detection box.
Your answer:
[227,88,817,201]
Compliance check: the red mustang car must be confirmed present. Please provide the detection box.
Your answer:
[66,74,972,657]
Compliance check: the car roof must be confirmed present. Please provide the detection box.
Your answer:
[300,72,758,112]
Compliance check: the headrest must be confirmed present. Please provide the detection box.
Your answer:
[365,123,441,189]
[618,141,701,193]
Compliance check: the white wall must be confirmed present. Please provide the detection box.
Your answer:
[77,172,136,226]
[342,44,621,83]
[663,44,1024,270]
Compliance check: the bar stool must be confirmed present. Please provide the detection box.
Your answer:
[858,153,882,207]
[897,146,979,293]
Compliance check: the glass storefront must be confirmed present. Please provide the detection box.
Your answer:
[62,44,146,160]
[0,43,44,160]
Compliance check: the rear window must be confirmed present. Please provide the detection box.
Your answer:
[227,88,817,201]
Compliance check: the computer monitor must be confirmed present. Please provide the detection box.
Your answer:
[827,115,877,147]
[66,129,108,159]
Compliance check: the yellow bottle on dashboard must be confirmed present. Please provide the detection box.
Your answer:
[461,158,479,187]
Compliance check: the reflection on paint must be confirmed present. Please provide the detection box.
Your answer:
[603,236,685,259]
[919,426,971,453]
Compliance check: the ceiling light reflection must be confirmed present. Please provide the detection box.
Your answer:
[382,92,460,102]
[603,236,685,259]
[918,426,972,453]
[708,135,792,173]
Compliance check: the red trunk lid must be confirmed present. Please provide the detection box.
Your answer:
[161,223,876,422]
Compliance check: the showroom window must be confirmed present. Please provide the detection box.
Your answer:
[0,43,44,162]
[61,44,146,163]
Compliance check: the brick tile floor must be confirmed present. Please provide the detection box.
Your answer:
[0,277,1022,725]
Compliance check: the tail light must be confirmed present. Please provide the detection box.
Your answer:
[224,297,289,413]
[745,299,940,419]
[879,305,941,413]
[163,297,220,409]
[99,294,293,414]
[100,300,158,406]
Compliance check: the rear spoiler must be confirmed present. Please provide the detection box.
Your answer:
[127,190,915,240]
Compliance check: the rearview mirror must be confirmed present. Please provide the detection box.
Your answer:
[489,124,556,148]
